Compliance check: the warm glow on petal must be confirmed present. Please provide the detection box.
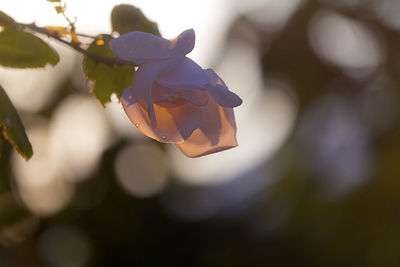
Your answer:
[180,90,209,107]
[152,82,208,107]
[176,98,238,157]
[122,88,201,143]
[132,58,184,127]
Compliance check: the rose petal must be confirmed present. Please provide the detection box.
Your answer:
[168,28,196,56]
[180,90,209,106]
[109,32,173,64]
[122,87,201,143]
[205,69,242,108]
[152,82,208,107]
[133,57,184,127]
[157,57,209,90]
[109,29,195,64]
[176,97,238,157]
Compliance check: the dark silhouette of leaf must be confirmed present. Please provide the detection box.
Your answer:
[111,5,160,36]
[0,85,32,160]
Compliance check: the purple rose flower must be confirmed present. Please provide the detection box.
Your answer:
[109,29,242,157]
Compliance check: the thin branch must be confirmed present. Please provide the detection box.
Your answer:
[75,32,97,38]
[15,22,136,67]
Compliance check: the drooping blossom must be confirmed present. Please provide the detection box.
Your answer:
[109,29,242,157]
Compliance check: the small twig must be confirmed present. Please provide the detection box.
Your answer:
[53,1,76,32]
[60,5,75,30]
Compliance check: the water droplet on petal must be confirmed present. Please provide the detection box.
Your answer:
[161,135,167,141]
[135,123,140,127]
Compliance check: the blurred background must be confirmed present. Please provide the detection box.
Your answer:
[1,0,400,266]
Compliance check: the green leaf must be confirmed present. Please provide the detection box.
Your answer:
[0,10,15,27]
[111,5,161,36]
[83,35,135,107]
[0,29,59,68]
[0,85,32,160]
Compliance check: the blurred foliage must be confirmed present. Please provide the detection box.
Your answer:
[1,0,400,266]
[83,34,135,106]
[0,30,59,68]
[111,5,161,36]
[0,85,32,160]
